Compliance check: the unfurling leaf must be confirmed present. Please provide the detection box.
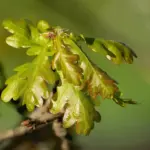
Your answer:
[26,45,42,56]
[63,38,119,99]
[2,19,51,48]
[1,56,57,111]
[3,19,31,48]
[37,20,50,32]
[86,65,118,99]
[1,19,137,136]
[1,19,59,111]
[50,81,101,135]
[29,23,49,45]
[84,38,137,64]
[52,38,83,86]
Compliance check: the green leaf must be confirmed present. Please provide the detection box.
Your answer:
[3,19,29,35]
[63,38,137,107]
[39,59,58,84]
[14,63,30,72]
[6,34,31,48]
[50,81,100,135]
[26,46,42,56]
[3,19,31,48]
[84,38,137,64]
[2,19,137,136]
[86,65,119,99]
[1,56,57,111]
[3,19,51,48]
[63,38,118,99]
[52,37,83,86]
[37,20,50,32]
[2,19,58,111]
[28,23,49,45]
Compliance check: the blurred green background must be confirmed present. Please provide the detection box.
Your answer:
[0,0,150,150]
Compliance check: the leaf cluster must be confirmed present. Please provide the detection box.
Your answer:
[0,19,137,135]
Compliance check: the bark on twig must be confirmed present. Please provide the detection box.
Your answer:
[0,81,72,150]
[0,91,62,141]
[53,119,70,150]
[0,110,62,141]
[0,126,30,141]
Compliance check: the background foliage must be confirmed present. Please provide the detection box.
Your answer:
[0,0,150,150]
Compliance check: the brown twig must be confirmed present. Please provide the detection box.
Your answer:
[0,81,71,150]
[0,126,30,141]
[28,91,53,121]
[0,112,62,142]
[53,119,70,150]
[0,91,62,142]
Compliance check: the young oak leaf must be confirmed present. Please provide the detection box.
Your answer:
[63,37,137,106]
[26,45,43,56]
[52,38,83,86]
[28,22,49,46]
[86,65,119,99]
[2,19,52,51]
[63,37,119,99]
[84,38,137,64]
[1,57,57,111]
[2,19,29,34]
[37,20,50,33]
[2,19,58,111]
[50,81,100,135]
[2,19,31,48]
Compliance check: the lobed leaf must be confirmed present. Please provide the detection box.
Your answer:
[63,37,137,107]
[26,45,42,56]
[3,19,31,48]
[86,65,118,99]
[52,37,83,86]
[28,23,49,45]
[50,81,101,135]
[2,19,58,111]
[37,20,50,32]
[1,56,57,111]
[63,37,119,99]
[3,19,52,49]
[1,19,137,136]
[84,38,137,64]
[2,19,29,35]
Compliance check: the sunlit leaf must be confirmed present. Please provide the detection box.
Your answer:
[63,38,118,99]
[50,81,100,135]
[29,23,49,46]
[2,19,29,35]
[63,37,136,106]
[1,56,57,111]
[3,19,31,48]
[3,19,51,48]
[6,34,31,48]
[84,38,137,64]
[26,46,42,56]
[37,20,50,32]
[52,38,83,86]
[1,19,59,111]
[1,19,137,135]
